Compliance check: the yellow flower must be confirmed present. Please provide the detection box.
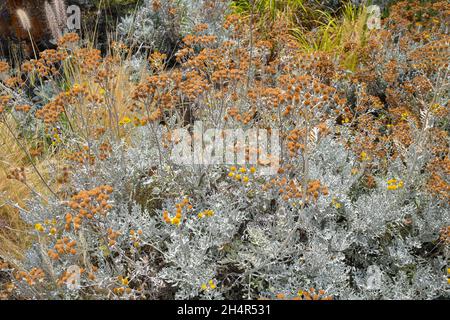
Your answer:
[205,210,214,217]
[360,151,369,161]
[34,223,44,232]
[242,176,249,183]
[209,280,216,289]
[331,197,342,209]
[387,178,403,191]
[201,283,208,290]
[228,172,235,178]
[119,116,132,126]
[121,277,129,286]
[250,167,256,174]
[171,217,181,225]
[235,174,241,181]
[239,167,247,173]
[230,166,236,172]
[99,88,106,95]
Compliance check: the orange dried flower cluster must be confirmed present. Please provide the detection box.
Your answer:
[57,267,85,287]
[295,288,333,300]
[183,34,217,47]
[72,48,102,75]
[27,49,68,77]
[107,228,121,247]
[224,106,257,124]
[65,185,114,231]
[15,105,31,113]
[48,237,77,260]
[99,142,112,161]
[3,76,24,88]
[14,268,45,286]
[66,146,96,165]
[263,177,328,203]
[163,198,192,226]
[57,33,80,48]
[179,71,210,100]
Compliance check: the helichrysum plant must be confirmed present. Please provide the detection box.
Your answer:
[0,0,449,300]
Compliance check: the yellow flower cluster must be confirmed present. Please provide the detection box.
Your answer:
[331,197,342,209]
[201,279,217,290]
[119,116,132,126]
[387,178,404,190]
[197,209,215,219]
[163,198,192,226]
[227,166,256,184]
[34,223,44,232]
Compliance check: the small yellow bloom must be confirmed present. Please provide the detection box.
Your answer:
[250,167,256,174]
[121,277,129,286]
[332,197,342,209]
[239,167,247,173]
[198,212,205,219]
[34,223,44,232]
[171,217,181,225]
[235,174,241,181]
[205,210,214,217]
[201,283,208,290]
[228,172,235,178]
[387,185,398,191]
[209,280,216,289]
[230,166,236,172]
[119,116,132,126]
[360,151,369,161]
[242,176,249,183]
